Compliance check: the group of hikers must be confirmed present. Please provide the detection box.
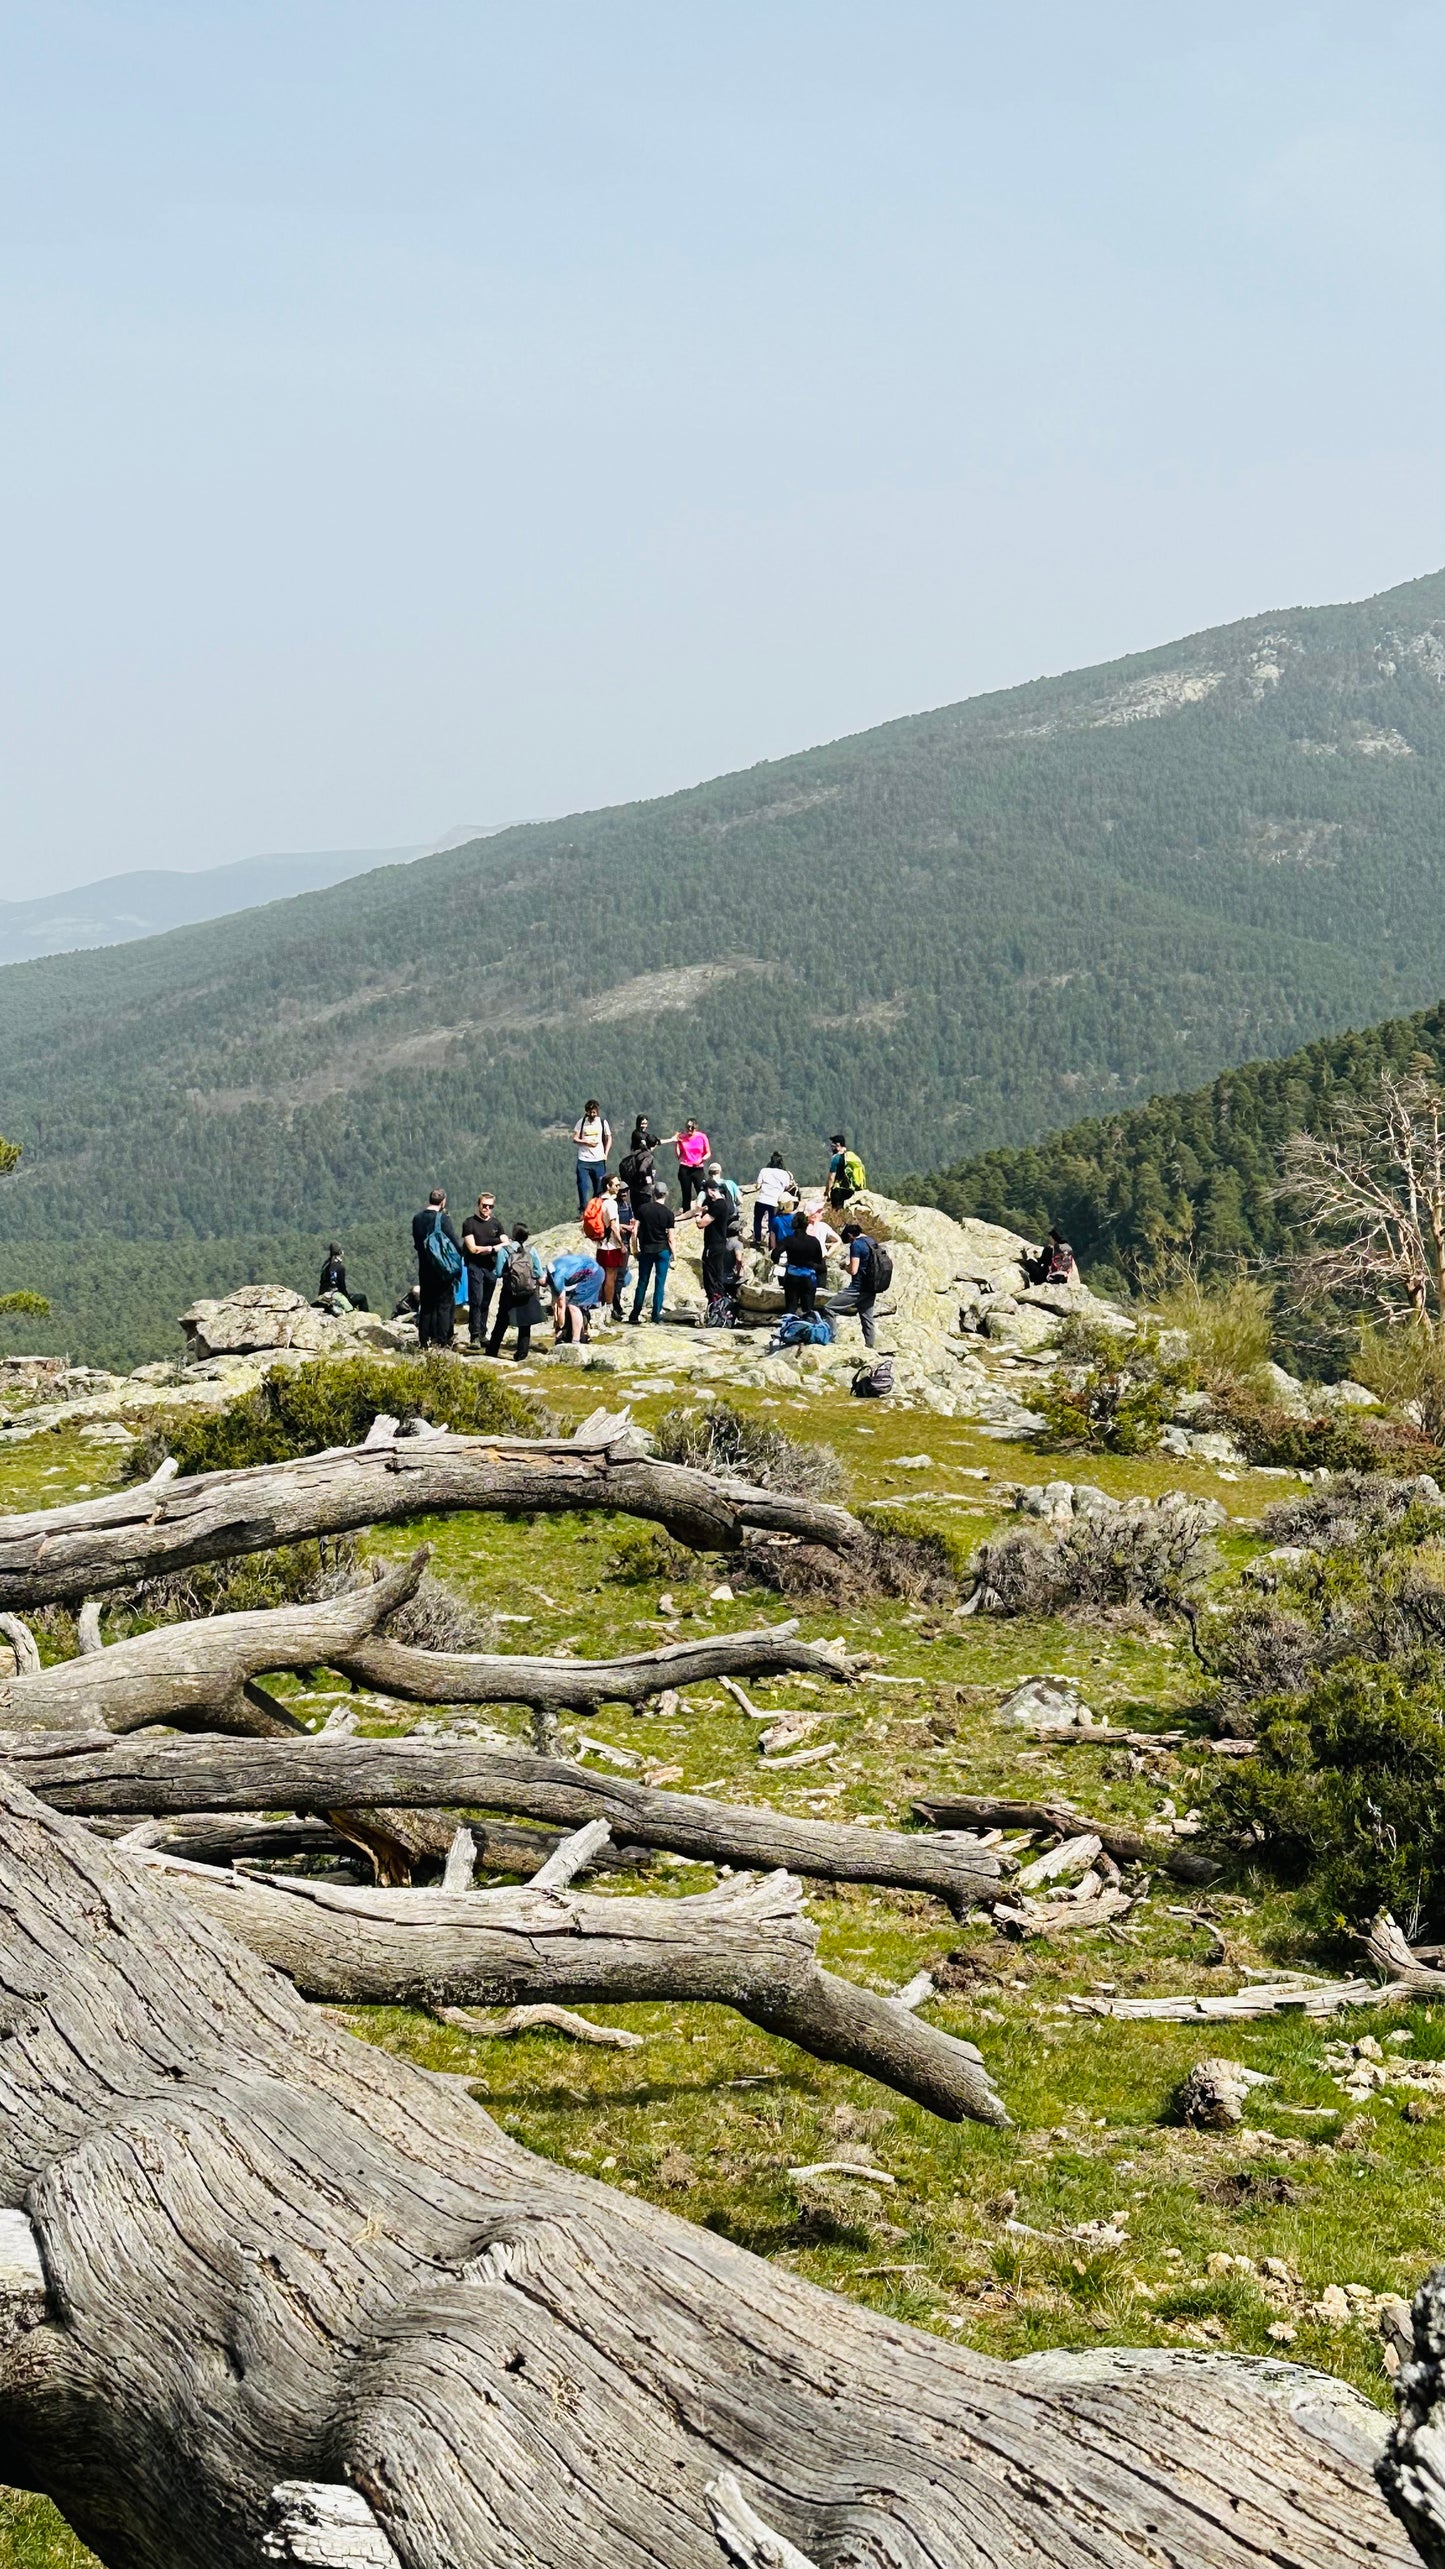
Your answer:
[394,1110,879,1361]
[316,1105,1077,1367]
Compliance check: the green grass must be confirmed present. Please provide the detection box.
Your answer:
[3,1369,1439,2562]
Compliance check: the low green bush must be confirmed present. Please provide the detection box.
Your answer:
[1210,1658,1445,1935]
[967,1502,1216,1619]
[1033,1319,1189,1456]
[1207,1381,1406,1473]
[125,1353,546,1479]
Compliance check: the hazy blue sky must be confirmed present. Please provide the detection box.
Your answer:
[1,1,1441,894]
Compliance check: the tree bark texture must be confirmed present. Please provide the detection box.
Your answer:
[0,1552,429,1736]
[0,1772,1417,2569]
[0,1436,864,1608]
[22,1734,1006,1911]
[139,1855,1005,2124]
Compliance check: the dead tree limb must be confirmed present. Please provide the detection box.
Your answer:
[338,1618,854,1710]
[1363,1911,1445,1992]
[914,1791,1221,1886]
[21,1734,1005,1911]
[138,1854,1006,2126]
[0,1549,429,1736]
[96,1810,650,1878]
[0,1772,1415,2569]
[0,1434,865,1607]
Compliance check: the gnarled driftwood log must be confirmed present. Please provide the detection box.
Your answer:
[914,1790,1221,1886]
[0,1772,1417,2569]
[22,1733,1005,1911]
[0,1434,864,1607]
[139,1852,1005,2124]
[338,1618,853,1710]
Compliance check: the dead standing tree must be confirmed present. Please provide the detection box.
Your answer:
[1281,1068,1445,1333]
[0,1774,1423,2569]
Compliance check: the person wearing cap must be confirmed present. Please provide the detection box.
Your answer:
[462,1192,505,1346]
[825,1223,880,1348]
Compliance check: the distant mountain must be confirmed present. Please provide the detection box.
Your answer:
[0,830,516,965]
[1,567,1445,1358]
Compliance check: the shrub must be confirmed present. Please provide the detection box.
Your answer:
[1262,1471,1445,1553]
[1209,1659,1445,1935]
[737,1526,961,1607]
[1206,1379,1397,1473]
[967,1502,1216,1619]
[93,1536,486,1650]
[1033,1319,1189,1456]
[650,1400,844,1500]
[125,1353,546,1478]
[1352,1322,1445,1445]
[1147,1267,1275,1389]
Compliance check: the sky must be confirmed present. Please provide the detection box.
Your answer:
[0,1,1441,897]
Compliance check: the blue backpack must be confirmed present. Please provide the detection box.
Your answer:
[426,1211,464,1283]
[775,1312,834,1349]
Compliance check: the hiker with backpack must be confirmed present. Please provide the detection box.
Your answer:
[619,1118,658,1213]
[1022,1227,1078,1288]
[485,1224,546,1362]
[825,1222,891,1349]
[572,1101,613,1213]
[782,1208,824,1316]
[593,1176,631,1320]
[629,1187,676,1325]
[664,1118,710,1211]
[826,1133,866,1215]
[412,1189,464,1347]
[695,1170,739,1313]
[462,1192,505,1347]
[753,1151,795,1251]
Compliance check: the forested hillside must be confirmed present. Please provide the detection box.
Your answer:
[4,565,1445,1366]
[910,998,1445,1299]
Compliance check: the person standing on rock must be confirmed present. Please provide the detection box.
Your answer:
[629,1187,676,1324]
[595,1177,631,1322]
[753,1151,795,1252]
[664,1117,710,1212]
[572,1101,613,1213]
[461,1193,504,1348]
[412,1189,463,1348]
[825,1223,880,1349]
[826,1133,865,1215]
[694,1169,737,1311]
[485,1224,545,1362]
[782,1209,824,1316]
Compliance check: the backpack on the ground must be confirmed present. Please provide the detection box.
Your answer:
[851,1356,894,1398]
[866,1241,893,1293]
[505,1243,536,1299]
[704,1293,737,1329]
[775,1312,834,1349]
[427,1212,463,1282]
[580,1196,608,1242]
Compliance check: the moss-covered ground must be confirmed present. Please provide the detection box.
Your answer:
[3,1373,1440,2564]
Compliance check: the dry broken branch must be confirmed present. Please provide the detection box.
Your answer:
[914,1790,1221,1884]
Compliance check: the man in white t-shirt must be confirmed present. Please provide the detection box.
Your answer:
[572,1100,613,1214]
[753,1151,795,1253]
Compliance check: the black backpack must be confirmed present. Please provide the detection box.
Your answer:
[620,1147,654,1194]
[851,1357,894,1398]
[868,1242,894,1293]
[505,1243,536,1299]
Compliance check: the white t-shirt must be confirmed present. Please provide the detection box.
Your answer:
[755,1163,795,1207]
[574,1113,609,1162]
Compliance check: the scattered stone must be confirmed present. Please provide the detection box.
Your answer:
[1178,2057,1271,2129]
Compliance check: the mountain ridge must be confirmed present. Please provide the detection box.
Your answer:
[1,564,1444,1300]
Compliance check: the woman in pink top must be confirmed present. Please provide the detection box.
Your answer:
[665,1118,710,1211]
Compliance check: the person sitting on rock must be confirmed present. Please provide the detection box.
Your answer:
[1023,1227,1076,1288]
[318,1245,365,1310]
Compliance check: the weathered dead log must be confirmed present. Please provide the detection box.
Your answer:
[0,1550,429,1735]
[1364,1911,1445,1992]
[23,1733,1005,1911]
[137,1853,1006,2125]
[338,1617,854,1709]
[0,1771,1416,2569]
[91,1808,651,1879]
[915,1790,1221,1885]
[0,1433,865,1607]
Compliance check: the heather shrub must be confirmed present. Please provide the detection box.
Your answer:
[125,1353,545,1477]
[1033,1318,1189,1456]
[966,1501,1215,1619]
[651,1400,844,1500]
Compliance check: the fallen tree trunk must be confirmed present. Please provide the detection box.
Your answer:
[0,1433,865,1607]
[137,1852,1006,2125]
[94,1811,649,1877]
[0,1550,429,1735]
[21,1733,1006,1911]
[914,1790,1221,1886]
[338,1617,854,1709]
[0,1772,1416,2569]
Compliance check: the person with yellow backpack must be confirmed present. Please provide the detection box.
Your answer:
[826,1133,866,1215]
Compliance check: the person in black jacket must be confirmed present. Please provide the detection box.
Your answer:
[412,1189,462,1347]
[782,1209,824,1315]
[319,1245,347,1297]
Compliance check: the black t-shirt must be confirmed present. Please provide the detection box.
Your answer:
[463,1215,503,1260]
[635,1199,674,1253]
[785,1231,823,1273]
[698,1183,732,1228]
